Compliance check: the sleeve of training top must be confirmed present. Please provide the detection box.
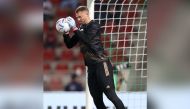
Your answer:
[63,33,79,48]
[74,23,100,45]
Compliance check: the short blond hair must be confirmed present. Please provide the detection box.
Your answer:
[75,6,89,13]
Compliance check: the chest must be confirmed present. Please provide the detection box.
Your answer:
[79,25,89,33]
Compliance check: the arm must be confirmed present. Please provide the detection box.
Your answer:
[63,33,79,48]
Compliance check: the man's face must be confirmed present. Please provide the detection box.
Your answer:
[76,11,88,24]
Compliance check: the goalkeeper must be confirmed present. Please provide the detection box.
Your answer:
[63,6,125,109]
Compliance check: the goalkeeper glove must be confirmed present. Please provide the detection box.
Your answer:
[66,16,78,31]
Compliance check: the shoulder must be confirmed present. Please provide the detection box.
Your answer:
[89,20,101,28]
[91,20,100,27]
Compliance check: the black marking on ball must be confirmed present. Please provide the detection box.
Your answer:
[59,24,64,27]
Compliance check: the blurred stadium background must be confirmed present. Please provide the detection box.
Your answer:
[0,0,190,109]
[43,0,147,92]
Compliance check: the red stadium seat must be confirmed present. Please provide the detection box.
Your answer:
[50,0,61,5]
[118,26,126,33]
[61,50,74,61]
[128,12,139,18]
[111,49,127,63]
[118,36,130,47]
[126,26,133,32]
[73,64,85,73]
[100,36,109,48]
[103,20,117,33]
[132,0,145,4]
[44,49,54,61]
[118,40,125,48]
[44,21,49,32]
[123,0,145,4]
[48,77,63,91]
[44,64,51,74]
[116,26,133,33]
[74,53,84,61]
[101,36,111,48]
[79,0,86,5]
[56,64,68,74]
[56,8,68,18]
[104,41,111,48]
[122,11,139,18]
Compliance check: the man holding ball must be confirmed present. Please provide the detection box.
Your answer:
[62,6,125,109]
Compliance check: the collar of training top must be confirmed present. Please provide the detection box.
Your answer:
[84,20,93,26]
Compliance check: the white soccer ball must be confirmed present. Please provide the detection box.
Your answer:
[56,18,70,33]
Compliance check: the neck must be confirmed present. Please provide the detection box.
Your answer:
[85,18,92,24]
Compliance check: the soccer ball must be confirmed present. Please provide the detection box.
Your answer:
[56,18,70,33]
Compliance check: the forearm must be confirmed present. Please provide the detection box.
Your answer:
[63,34,79,48]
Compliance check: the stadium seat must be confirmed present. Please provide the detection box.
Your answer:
[44,30,57,48]
[50,0,61,6]
[118,36,130,47]
[55,64,69,74]
[61,50,74,61]
[132,0,145,4]
[126,26,133,32]
[103,20,118,33]
[119,17,135,33]
[44,64,51,74]
[101,36,111,48]
[56,8,68,18]
[44,48,54,61]
[111,49,126,63]
[79,0,86,5]
[74,53,84,61]
[104,41,111,49]
[129,11,139,18]
[73,64,85,73]
[44,21,49,32]
[48,77,63,91]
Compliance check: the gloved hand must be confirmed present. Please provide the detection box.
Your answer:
[66,16,78,31]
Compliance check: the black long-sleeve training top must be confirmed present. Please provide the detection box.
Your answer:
[63,20,107,66]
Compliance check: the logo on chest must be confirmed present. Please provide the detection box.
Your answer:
[79,28,84,31]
